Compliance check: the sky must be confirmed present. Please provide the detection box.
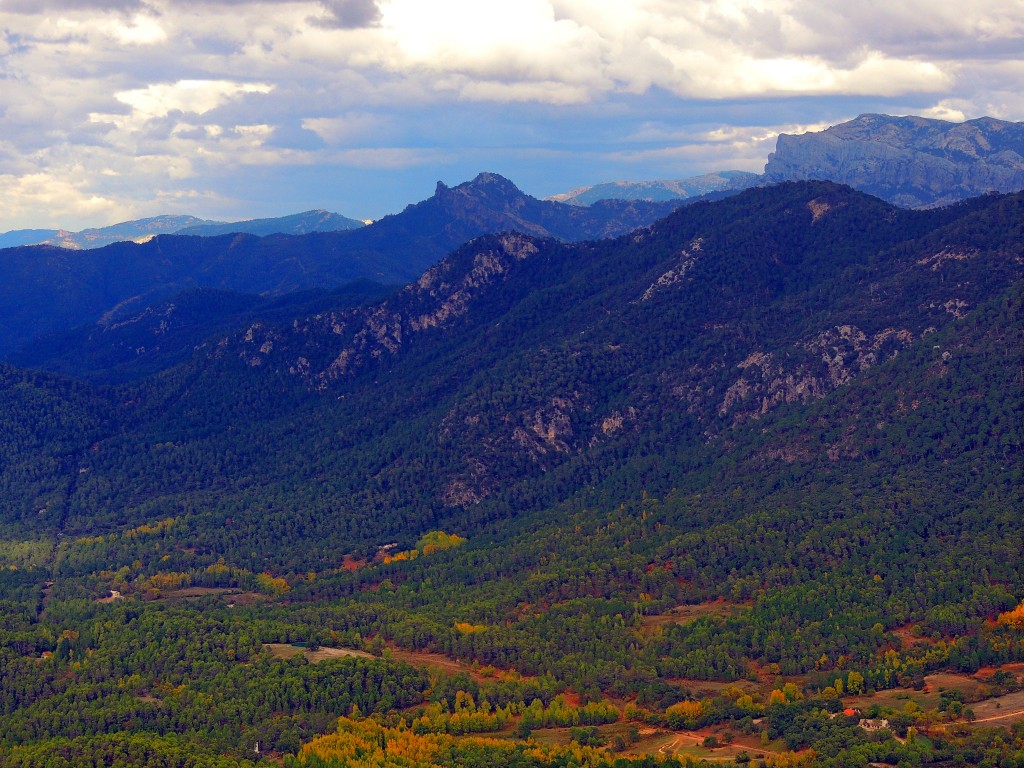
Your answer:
[1,0,1022,229]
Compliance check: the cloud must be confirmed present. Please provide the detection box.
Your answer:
[312,0,382,28]
[0,170,131,227]
[1,0,145,12]
[113,80,274,121]
[0,0,1022,229]
[112,13,168,44]
[439,77,593,105]
[921,102,969,122]
[302,113,386,144]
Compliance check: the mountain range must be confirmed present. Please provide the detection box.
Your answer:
[3,180,1019,560]
[547,171,761,206]
[764,113,1024,207]
[0,210,365,251]
[0,118,1022,768]
[0,173,683,359]
[550,114,1024,208]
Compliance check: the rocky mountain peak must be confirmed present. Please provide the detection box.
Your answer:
[433,172,525,204]
[765,113,1024,207]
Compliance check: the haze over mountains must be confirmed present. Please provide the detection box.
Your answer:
[548,171,761,206]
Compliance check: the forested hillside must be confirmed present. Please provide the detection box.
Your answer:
[0,173,681,357]
[0,181,1021,767]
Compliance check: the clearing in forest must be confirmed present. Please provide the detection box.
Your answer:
[639,599,748,635]
[263,643,376,663]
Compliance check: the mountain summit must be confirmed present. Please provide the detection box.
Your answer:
[405,171,684,240]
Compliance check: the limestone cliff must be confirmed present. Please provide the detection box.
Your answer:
[765,114,1024,207]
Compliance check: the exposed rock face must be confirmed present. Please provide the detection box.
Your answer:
[764,114,1024,207]
[426,172,686,241]
[512,395,582,458]
[718,325,916,424]
[233,232,545,387]
[211,182,1022,510]
[642,238,704,301]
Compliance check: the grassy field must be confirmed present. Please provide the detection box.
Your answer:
[969,690,1024,726]
[264,643,376,663]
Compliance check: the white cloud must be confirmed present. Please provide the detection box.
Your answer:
[302,113,385,144]
[608,119,838,175]
[921,102,969,122]
[112,13,167,44]
[0,0,1022,228]
[0,171,132,228]
[115,80,275,122]
[441,77,593,105]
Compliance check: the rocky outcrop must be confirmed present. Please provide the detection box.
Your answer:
[233,233,544,387]
[642,238,704,301]
[764,114,1024,207]
[718,325,916,424]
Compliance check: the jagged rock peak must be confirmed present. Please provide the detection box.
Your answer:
[468,171,519,189]
[434,172,524,200]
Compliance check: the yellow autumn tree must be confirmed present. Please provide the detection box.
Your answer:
[996,600,1024,629]
[665,699,706,729]
[768,750,817,767]
[256,572,291,595]
[417,530,466,555]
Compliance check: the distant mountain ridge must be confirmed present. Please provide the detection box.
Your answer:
[175,209,365,237]
[0,228,62,248]
[0,172,684,359]
[0,210,365,250]
[35,215,218,250]
[547,114,1024,209]
[548,171,760,206]
[764,113,1024,207]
